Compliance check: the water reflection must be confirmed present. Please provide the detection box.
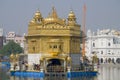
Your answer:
[9,76,96,80]
[97,64,120,80]
[0,66,9,80]
[10,76,43,80]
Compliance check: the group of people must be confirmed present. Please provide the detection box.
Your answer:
[13,61,28,71]
[33,63,40,70]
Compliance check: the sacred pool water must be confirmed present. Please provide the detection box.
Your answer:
[0,64,120,80]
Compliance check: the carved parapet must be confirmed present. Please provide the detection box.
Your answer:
[51,52,59,56]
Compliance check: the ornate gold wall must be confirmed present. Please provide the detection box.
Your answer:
[25,7,81,55]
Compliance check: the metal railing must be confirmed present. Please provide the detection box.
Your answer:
[46,66,65,72]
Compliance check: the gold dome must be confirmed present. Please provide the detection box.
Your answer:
[114,31,120,36]
[68,10,76,18]
[44,7,65,25]
[44,7,58,22]
[34,10,42,18]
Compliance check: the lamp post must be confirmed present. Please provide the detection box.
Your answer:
[10,54,19,71]
[92,53,98,71]
[40,57,44,72]
[67,56,71,72]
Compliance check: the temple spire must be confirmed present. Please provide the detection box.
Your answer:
[67,10,76,25]
[51,6,58,18]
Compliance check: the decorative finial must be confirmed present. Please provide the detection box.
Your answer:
[34,8,42,19]
[51,6,58,18]
[68,9,75,18]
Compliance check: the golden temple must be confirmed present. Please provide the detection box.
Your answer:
[26,7,81,54]
[25,7,81,72]
[10,7,81,72]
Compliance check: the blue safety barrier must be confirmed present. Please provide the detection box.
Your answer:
[11,71,97,78]
[67,71,97,78]
[10,71,45,78]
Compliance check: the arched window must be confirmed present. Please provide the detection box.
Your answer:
[108,42,111,46]
[93,43,95,47]
[101,58,103,63]
[101,51,103,54]
[116,58,120,64]
[53,45,57,48]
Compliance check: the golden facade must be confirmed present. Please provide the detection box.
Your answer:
[26,7,81,55]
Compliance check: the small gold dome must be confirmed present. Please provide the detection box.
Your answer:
[67,56,71,62]
[114,31,120,36]
[34,10,42,18]
[68,10,75,18]
[10,53,14,58]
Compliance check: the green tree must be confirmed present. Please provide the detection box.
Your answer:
[0,41,23,56]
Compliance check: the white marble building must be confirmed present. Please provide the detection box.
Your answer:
[5,32,25,48]
[85,29,120,64]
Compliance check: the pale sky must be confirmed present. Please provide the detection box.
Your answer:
[0,0,120,35]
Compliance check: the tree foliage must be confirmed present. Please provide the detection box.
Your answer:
[0,41,23,56]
